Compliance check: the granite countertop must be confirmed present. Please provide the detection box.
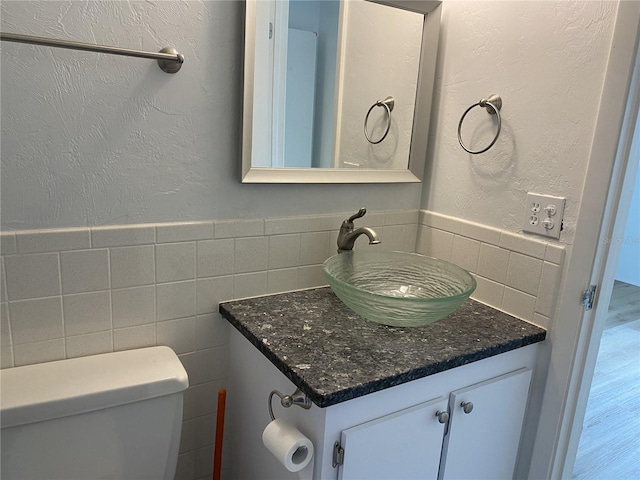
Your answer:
[219,287,546,408]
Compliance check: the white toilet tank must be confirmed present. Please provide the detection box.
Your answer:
[0,346,189,480]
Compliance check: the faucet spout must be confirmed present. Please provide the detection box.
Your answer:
[337,227,381,253]
[336,208,381,253]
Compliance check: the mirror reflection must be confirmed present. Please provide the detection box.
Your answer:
[242,0,442,183]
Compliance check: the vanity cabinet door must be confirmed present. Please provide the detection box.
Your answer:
[338,396,448,480]
[438,368,532,480]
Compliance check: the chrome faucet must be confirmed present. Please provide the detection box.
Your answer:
[337,208,381,253]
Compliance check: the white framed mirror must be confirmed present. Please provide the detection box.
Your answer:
[241,0,442,183]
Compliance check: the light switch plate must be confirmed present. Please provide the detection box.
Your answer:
[523,193,566,239]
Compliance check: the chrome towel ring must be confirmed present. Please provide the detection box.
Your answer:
[457,94,503,154]
[364,96,395,144]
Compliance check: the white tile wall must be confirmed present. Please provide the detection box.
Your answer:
[233,272,267,299]
[506,252,543,296]
[16,228,91,254]
[156,281,196,321]
[2,209,559,479]
[474,276,505,308]
[1,232,18,255]
[1,346,14,369]
[10,297,64,344]
[1,302,12,347]
[196,276,233,316]
[110,245,156,288]
[214,218,264,239]
[477,244,509,283]
[297,265,325,289]
[234,237,269,273]
[536,262,563,317]
[1,257,7,303]
[451,235,481,272]
[267,267,299,294]
[300,231,331,265]
[381,223,418,252]
[156,221,214,244]
[92,224,156,247]
[417,210,566,325]
[13,338,65,365]
[156,242,197,283]
[416,225,455,260]
[268,234,301,269]
[197,239,234,277]
[112,285,156,328]
[157,317,197,355]
[63,291,112,336]
[113,324,156,351]
[5,253,61,300]
[0,209,419,480]
[66,331,113,358]
[502,287,537,320]
[60,249,110,294]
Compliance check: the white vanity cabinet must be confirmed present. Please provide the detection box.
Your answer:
[337,397,449,480]
[438,368,532,480]
[336,368,532,480]
[227,328,539,480]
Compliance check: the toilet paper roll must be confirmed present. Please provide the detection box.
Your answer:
[262,418,314,473]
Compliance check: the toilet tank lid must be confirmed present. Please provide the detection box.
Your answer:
[0,346,189,428]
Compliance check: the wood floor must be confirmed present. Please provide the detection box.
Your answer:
[572,282,640,480]
[605,281,640,330]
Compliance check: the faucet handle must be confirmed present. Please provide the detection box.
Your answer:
[347,208,367,224]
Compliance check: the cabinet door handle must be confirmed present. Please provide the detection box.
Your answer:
[460,401,474,414]
[435,410,449,423]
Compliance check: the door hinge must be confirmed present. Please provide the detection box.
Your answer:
[582,285,597,310]
[269,22,273,39]
[332,441,344,467]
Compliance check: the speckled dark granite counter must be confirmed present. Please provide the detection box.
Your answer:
[219,287,546,408]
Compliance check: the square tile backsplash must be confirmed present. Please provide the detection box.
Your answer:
[0,210,420,480]
[416,210,565,329]
[0,209,563,480]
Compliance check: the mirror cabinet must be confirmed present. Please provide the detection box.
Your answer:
[242,0,442,183]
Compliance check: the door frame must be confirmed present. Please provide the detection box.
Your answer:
[565,85,640,478]
[528,2,640,478]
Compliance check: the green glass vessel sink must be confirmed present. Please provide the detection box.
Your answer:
[322,251,476,327]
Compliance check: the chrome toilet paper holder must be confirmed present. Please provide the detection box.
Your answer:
[268,388,312,420]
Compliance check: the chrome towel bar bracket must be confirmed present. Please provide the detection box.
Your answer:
[1,32,184,73]
[457,94,502,154]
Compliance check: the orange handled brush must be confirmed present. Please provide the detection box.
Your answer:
[213,388,226,480]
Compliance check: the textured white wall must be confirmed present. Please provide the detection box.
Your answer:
[422,0,618,245]
[0,0,421,231]
[3,1,617,236]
